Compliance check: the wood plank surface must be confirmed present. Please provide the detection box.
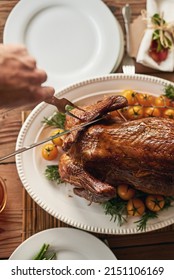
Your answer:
[1,0,174,260]
[0,1,18,43]
[0,102,39,163]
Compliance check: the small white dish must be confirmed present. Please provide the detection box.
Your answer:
[9,228,116,260]
[3,0,123,90]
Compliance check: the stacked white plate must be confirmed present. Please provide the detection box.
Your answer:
[3,0,124,91]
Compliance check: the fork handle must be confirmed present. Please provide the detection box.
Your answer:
[122,4,131,55]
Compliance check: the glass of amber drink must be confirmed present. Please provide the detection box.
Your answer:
[0,176,7,213]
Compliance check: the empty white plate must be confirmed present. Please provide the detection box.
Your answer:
[4,0,124,90]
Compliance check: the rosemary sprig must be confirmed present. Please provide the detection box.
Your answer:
[103,194,174,231]
[44,165,63,184]
[102,197,127,226]
[133,195,174,231]
[164,84,174,100]
[135,211,158,232]
[42,112,66,128]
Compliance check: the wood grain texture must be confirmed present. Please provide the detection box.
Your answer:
[112,244,174,260]
[0,102,41,163]
[0,1,18,43]
[1,0,174,260]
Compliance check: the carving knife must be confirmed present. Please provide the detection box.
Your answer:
[0,117,103,162]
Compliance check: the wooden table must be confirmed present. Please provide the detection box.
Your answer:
[1,0,174,260]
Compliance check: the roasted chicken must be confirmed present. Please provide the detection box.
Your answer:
[59,95,174,203]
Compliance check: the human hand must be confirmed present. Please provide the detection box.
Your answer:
[0,44,55,106]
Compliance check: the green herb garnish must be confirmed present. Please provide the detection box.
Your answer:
[103,195,174,232]
[42,112,66,128]
[164,84,174,100]
[152,13,165,26]
[134,195,174,231]
[151,13,173,50]
[135,211,158,232]
[102,197,127,226]
[65,104,74,112]
[162,196,174,210]
[33,243,56,260]
[45,165,63,184]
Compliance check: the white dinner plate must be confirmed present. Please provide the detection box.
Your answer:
[9,228,116,260]
[3,0,123,90]
[111,22,124,73]
[16,74,174,234]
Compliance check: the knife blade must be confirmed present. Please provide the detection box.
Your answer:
[0,117,103,162]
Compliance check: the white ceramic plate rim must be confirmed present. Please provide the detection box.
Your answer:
[3,0,123,90]
[9,227,116,260]
[16,73,174,235]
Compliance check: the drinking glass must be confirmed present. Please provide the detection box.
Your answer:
[0,176,7,213]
